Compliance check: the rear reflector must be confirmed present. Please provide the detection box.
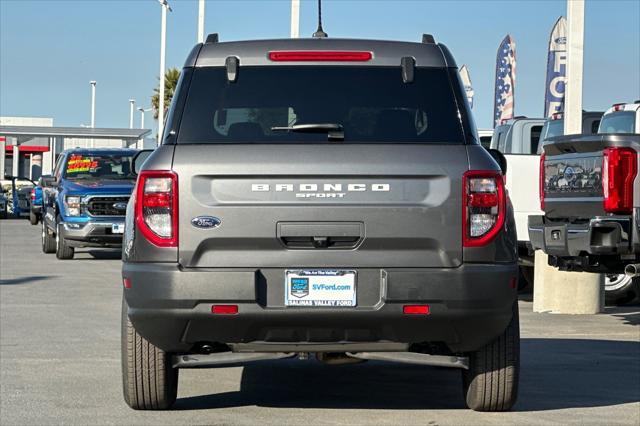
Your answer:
[123,278,132,289]
[403,305,430,315]
[212,305,238,315]
[268,51,373,62]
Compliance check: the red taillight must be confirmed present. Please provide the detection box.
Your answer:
[30,189,36,201]
[212,305,238,315]
[268,51,373,62]
[463,170,506,247]
[602,147,637,214]
[123,278,132,289]
[539,152,546,210]
[403,305,430,315]
[135,170,178,247]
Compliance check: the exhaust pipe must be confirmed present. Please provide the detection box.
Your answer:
[624,264,640,277]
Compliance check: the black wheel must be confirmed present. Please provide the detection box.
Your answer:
[122,297,178,410]
[29,210,38,225]
[605,275,640,306]
[518,266,534,292]
[462,301,520,412]
[41,220,56,253]
[55,220,74,260]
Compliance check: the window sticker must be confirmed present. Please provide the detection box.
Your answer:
[67,155,98,173]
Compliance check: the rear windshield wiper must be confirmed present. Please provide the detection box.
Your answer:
[271,123,344,141]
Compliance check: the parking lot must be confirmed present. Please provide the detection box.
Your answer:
[0,219,639,425]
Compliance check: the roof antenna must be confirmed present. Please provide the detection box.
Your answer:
[312,0,328,38]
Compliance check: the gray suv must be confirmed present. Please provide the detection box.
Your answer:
[121,34,520,412]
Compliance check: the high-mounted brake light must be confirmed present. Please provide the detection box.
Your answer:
[539,152,546,210]
[135,170,178,247]
[602,147,637,214]
[612,103,626,112]
[551,113,563,120]
[463,170,506,247]
[268,51,373,62]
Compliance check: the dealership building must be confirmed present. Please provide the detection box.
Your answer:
[0,116,152,181]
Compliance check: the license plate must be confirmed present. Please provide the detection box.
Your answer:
[285,270,356,307]
[111,223,124,234]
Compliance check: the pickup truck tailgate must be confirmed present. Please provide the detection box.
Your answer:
[542,134,640,219]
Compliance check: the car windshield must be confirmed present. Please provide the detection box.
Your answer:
[177,66,465,144]
[63,154,135,180]
[598,111,636,134]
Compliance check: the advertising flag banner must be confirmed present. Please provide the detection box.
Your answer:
[459,65,474,108]
[544,16,568,117]
[493,35,516,127]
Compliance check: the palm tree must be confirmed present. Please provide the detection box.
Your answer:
[151,68,180,120]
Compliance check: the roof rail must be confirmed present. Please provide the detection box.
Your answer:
[205,33,219,44]
[422,34,435,44]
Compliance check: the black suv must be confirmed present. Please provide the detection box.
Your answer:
[121,34,519,411]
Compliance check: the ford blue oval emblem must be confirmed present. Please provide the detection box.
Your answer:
[113,202,128,211]
[191,216,221,229]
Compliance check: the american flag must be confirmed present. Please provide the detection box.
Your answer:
[494,35,516,127]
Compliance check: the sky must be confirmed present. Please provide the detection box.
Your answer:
[1,0,639,132]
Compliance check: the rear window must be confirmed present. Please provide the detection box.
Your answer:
[598,111,636,134]
[177,66,465,144]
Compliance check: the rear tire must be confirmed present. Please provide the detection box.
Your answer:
[29,211,38,225]
[605,275,640,306]
[42,220,56,253]
[462,301,520,412]
[55,221,74,260]
[122,297,178,410]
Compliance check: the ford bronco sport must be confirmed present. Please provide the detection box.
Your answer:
[122,34,520,412]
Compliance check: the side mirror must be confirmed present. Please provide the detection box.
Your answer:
[40,175,56,187]
[487,149,508,175]
[132,150,154,175]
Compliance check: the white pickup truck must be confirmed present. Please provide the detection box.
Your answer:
[491,114,602,287]
[490,117,545,286]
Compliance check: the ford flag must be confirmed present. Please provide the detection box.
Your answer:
[459,65,474,108]
[544,17,567,117]
[493,35,516,128]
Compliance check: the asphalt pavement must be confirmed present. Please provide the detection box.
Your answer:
[1,219,639,425]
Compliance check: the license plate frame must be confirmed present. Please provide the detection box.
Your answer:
[111,223,125,234]
[284,270,357,307]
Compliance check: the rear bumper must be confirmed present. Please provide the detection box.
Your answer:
[123,262,518,354]
[59,219,125,248]
[528,215,633,257]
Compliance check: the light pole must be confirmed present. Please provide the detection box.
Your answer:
[138,107,151,130]
[138,107,152,149]
[89,80,97,148]
[129,99,136,129]
[157,0,172,145]
[198,0,205,43]
[89,81,97,128]
[290,0,300,38]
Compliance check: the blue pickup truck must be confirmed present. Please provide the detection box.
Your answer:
[41,148,138,259]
